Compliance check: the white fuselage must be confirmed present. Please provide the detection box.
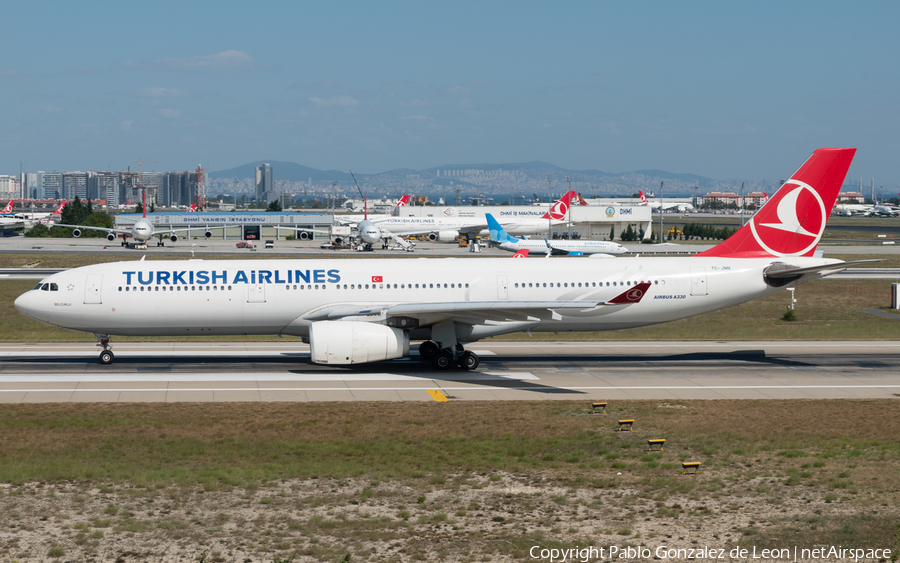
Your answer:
[493,238,626,256]
[14,256,835,339]
[130,218,154,242]
[371,215,565,237]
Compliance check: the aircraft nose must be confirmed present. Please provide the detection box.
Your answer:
[14,290,43,321]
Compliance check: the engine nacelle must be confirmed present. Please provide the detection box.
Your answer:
[427,230,459,242]
[309,321,409,365]
[299,231,311,240]
[107,233,116,242]
[170,234,178,242]
[204,230,212,239]
[72,228,81,238]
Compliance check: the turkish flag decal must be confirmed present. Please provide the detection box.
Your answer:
[372,276,383,283]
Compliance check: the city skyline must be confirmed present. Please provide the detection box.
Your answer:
[2,1,899,184]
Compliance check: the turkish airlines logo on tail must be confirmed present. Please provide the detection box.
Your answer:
[396,195,409,207]
[749,180,826,256]
[2,201,12,214]
[52,202,65,215]
[188,204,197,212]
[639,191,648,204]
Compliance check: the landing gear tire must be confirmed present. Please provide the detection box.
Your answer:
[418,341,439,360]
[431,349,453,370]
[99,350,114,365]
[457,351,479,371]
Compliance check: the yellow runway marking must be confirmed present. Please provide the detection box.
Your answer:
[427,389,449,402]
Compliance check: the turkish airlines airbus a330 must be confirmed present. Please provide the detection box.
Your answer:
[16,148,862,369]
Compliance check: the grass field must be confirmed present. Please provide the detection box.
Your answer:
[0,401,897,561]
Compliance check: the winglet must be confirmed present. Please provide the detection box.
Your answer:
[605,282,651,304]
[486,213,518,243]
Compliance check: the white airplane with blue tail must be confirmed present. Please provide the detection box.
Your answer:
[486,213,626,256]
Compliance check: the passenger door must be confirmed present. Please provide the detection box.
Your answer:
[84,274,103,304]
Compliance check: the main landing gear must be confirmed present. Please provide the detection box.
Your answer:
[97,334,114,365]
[418,341,479,371]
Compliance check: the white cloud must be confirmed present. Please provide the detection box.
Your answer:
[308,96,359,108]
[118,50,261,72]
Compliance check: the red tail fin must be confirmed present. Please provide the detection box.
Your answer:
[511,249,529,258]
[696,148,855,258]
[2,201,12,214]
[396,195,410,207]
[52,202,65,215]
[639,191,648,204]
[541,190,578,220]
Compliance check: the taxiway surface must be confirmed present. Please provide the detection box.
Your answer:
[0,341,897,403]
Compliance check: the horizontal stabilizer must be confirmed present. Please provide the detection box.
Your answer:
[764,259,882,279]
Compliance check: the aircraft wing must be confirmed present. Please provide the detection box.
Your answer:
[152,224,242,236]
[54,224,129,235]
[273,225,333,236]
[303,283,652,325]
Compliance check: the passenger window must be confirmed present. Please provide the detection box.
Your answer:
[118,287,122,292]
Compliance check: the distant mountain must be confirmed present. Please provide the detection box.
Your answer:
[209,160,354,182]
[421,161,571,174]
[623,169,710,183]
[209,160,714,193]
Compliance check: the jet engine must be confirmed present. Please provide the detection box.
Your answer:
[72,228,81,238]
[107,233,116,242]
[299,231,312,240]
[309,321,409,365]
[170,234,178,242]
[427,230,459,242]
[204,230,212,239]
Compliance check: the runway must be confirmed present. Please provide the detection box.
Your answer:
[0,341,898,403]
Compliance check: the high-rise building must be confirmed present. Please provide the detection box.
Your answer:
[255,163,272,202]
[0,175,19,200]
[42,173,62,200]
[62,172,87,201]
[87,172,119,206]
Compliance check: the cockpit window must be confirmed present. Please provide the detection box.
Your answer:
[50,283,58,291]
[33,282,43,290]
[41,284,49,291]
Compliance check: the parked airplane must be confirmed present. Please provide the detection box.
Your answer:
[279,195,415,251]
[371,191,584,242]
[639,191,695,212]
[12,201,66,221]
[56,192,232,247]
[833,200,899,217]
[16,148,865,370]
[486,213,626,256]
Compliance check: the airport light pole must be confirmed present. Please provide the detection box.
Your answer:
[659,181,663,242]
[547,176,553,238]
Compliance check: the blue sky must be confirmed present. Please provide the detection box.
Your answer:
[2,1,899,184]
